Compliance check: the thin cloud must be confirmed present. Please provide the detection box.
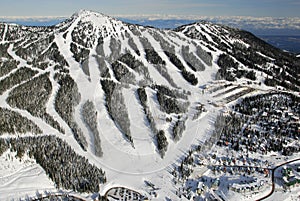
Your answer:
[290,1,300,5]
[155,2,226,9]
[170,3,226,8]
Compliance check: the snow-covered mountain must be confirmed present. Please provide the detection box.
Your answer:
[0,10,299,199]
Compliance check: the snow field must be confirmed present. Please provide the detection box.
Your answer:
[2,10,297,201]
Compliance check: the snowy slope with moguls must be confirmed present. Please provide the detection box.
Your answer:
[0,10,299,200]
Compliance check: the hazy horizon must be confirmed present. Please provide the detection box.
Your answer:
[1,0,300,17]
[1,13,299,35]
[0,10,299,53]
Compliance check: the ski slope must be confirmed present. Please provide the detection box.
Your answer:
[0,10,298,200]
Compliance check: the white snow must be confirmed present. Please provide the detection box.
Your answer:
[122,87,155,154]
[1,23,8,43]
[1,10,299,201]
[103,36,112,57]
[256,51,275,61]
[46,69,72,134]
[195,24,216,44]
[7,44,27,69]
[0,150,55,201]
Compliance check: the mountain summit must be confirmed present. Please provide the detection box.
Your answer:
[0,10,299,197]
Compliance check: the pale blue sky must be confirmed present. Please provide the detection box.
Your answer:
[0,0,299,17]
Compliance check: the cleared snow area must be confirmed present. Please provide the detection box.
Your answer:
[0,150,55,201]
[122,87,154,154]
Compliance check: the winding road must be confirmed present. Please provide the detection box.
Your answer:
[256,158,300,201]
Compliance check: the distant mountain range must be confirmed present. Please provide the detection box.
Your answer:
[259,35,300,53]
[1,15,300,53]
[117,16,300,35]
[120,17,300,53]
[2,15,299,34]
